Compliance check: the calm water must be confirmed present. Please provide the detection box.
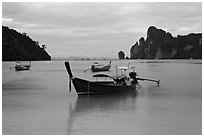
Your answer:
[2,60,202,135]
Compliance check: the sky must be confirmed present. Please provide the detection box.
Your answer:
[2,2,202,58]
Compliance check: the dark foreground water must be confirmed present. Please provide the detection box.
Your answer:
[2,60,202,135]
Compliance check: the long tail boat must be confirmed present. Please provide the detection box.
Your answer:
[84,61,111,72]
[65,62,138,95]
[65,62,160,95]
[15,61,31,71]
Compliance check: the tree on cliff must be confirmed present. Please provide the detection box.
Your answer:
[118,51,125,59]
[2,26,51,61]
[41,45,46,49]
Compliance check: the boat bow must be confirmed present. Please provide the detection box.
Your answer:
[65,62,74,91]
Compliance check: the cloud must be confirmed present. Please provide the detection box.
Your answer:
[2,2,202,58]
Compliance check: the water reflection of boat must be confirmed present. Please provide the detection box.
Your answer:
[75,92,137,111]
[66,92,137,134]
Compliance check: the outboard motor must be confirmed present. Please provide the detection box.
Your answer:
[113,77,127,85]
[91,65,95,70]
[129,72,138,84]
[129,72,137,78]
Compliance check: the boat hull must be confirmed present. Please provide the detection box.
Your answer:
[15,65,30,71]
[91,65,110,72]
[71,77,137,95]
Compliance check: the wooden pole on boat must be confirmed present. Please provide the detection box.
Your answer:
[65,62,73,78]
[108,61,112,71]
[138,77,160,86]
[109,61,111,66]
[65,62,73,91]
[115,66,118,76]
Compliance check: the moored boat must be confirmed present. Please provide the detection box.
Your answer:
[84,61,111,72]
[15,61,31,71]
[91,61,111,72]
[65,61,138,95]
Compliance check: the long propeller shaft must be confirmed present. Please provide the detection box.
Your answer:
[138,77,160,86]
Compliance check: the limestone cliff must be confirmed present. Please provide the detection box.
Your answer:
[129,26,202,59]
[118,51,125,59]
[130,42,139,59]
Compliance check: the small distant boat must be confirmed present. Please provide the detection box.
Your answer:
[84,61,111,72]
[15,61,31,71]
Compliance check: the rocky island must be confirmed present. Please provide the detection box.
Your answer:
[2,26,51,61]
[119,26,202,59]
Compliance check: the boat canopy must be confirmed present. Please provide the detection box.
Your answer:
[93,74,111,78]
[93,74,127,80]
[117,66,135,71]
